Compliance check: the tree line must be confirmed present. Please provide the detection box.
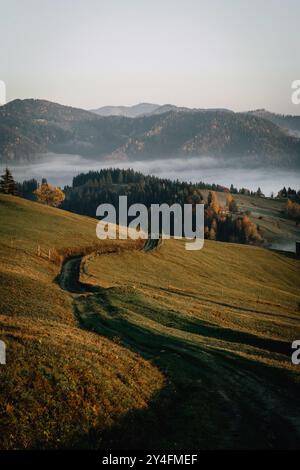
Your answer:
[63,169,263,244]
[2,166,291,245]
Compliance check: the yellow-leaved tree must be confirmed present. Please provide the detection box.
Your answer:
[226,193,238,213]
[285,199,300,221]
[210,191,220,214]
[34,183,65,207]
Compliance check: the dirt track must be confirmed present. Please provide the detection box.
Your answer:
[58,240,300,450]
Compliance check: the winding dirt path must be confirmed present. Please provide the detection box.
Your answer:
[59,238,160,292]
[59,256,82,292]
[57,238,300,449]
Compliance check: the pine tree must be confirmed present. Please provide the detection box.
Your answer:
[106,173,113,185]
[117,171,123,184]
[0,168,16,195]
[207,191,213,206]
[256,187,264,197]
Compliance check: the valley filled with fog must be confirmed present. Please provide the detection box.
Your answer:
[9,153,300,196]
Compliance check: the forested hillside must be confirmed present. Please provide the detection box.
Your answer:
[1,99,299,167]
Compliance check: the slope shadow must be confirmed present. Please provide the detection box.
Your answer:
[57,256,300,449]
[72,288,300,449]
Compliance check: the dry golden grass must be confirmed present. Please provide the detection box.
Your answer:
[0,195,164,449]
[84,238,300,364]
[0,314,163,449]
[1,193,300,449]
[80,236,300,448]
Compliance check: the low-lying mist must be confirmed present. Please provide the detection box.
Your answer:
[8,153,300,196]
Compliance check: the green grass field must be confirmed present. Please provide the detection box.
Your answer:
[1,193,300,449]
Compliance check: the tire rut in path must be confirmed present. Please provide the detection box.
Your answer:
[57,239,300,449]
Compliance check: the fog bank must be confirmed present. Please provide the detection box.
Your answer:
[8,153,300,196]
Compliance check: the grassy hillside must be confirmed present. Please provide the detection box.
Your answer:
[0,195,163,449]
[233,194,300,251]
[201,190,300,252]
[81,239,300,448]
[1,194,300,449]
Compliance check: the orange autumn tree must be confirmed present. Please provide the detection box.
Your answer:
[285,199,300,221]
[34,183,65,207]
[209,191,220,214]
[226,193,238,213]
[241,215,262,243]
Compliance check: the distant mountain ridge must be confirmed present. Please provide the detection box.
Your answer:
[0,99,299,168]
[90,102,161,118]
[249,109,300,137]
[90,102,232,117]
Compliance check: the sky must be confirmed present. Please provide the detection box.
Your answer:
[0,0,299,113]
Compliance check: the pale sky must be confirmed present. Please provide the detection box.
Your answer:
[0,0,299,113]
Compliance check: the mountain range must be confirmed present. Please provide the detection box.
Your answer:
[92,103,300,135]
[0,99,300,168]
[91,102,231,117]
[249,109,300,138]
